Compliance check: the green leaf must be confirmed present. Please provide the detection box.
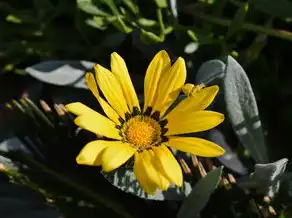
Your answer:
[223,56,268,163]
[137,18,157,27]
[77,0,110,16]
[225,3,249,40]
[154,0,168,8]
[122,0,139,15]
[101,0,120,15]
[177,167,223,218]
[6,14,22,24]
[111,16,133,34]
[252,0,292,20]
[140,29,164,44]
[102,167,192,201]
[85,17,107,30]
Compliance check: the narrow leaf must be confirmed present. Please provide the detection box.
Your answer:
[223,56,268,163]
[177,167,223,218]
[155,0,168,8]
[225,3,249,40]
[252,0,292,20]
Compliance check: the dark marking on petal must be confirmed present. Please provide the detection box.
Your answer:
[161,128,168,135]
[151,111,160,121]
[132,106,140,116]
[125,112,131,121]
[144,107,152,116]
[159,119,168,127]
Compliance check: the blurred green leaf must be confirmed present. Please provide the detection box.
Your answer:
[101,0,120,15]
[6,14,22,24]
[137,18,157,27]
[225,3,249,40]
[122,0,139,15]
[154,0,168,8]
[176,167,223,218]
[85,17,107,30]
[77,0,110,16]
[251,0,292,20]
[111,16,133,34]
[223,56,268,163]
[140,29,164,44]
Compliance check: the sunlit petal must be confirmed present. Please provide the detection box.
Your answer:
[152,145,183,187]
[111,52,140,111]
[167,85,219,117]
[85,73,120,124]
[153,58,186,117]
[166,110,224,136]
[95,64,129,119]
[101,142,136,172]
[76,140,109,166]
[74,112,121,139]
[168,136,225,157]
[143,50,171,111]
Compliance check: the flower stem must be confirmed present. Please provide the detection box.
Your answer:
[184,12,292,41]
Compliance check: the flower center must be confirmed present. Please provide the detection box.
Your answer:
[123,116,161,149]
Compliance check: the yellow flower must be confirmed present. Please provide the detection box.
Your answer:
[65,50,225,194]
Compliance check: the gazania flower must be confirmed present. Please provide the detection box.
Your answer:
[65,50,225,194]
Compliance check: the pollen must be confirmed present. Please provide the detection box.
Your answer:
[124,116,161,149]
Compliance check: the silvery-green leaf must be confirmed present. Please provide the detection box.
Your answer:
[196,60,225,85]
[223,56,268,163]
[25,61,95,89]
[208,129,248,175]
[237,158,288,198]
[102,167,192,201]
[177,167,223,218]
[0,138,32,170]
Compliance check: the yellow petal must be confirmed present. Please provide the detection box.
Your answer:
[166,85,219,118]
[153,57,186,117]
[65,102,96,116]
[94,64,129,119]
[85,72,100,99]
[134,152,157,194]
[101,141,136,172]
[152,145,183,187]
[166,110,224,136]
[141,150,170,190]
[76,140,109,166]
[74,112,121,140]
[167,136,225,157]
[111,52,140,111]
[85,73,120,124]
[143,50,171,111]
